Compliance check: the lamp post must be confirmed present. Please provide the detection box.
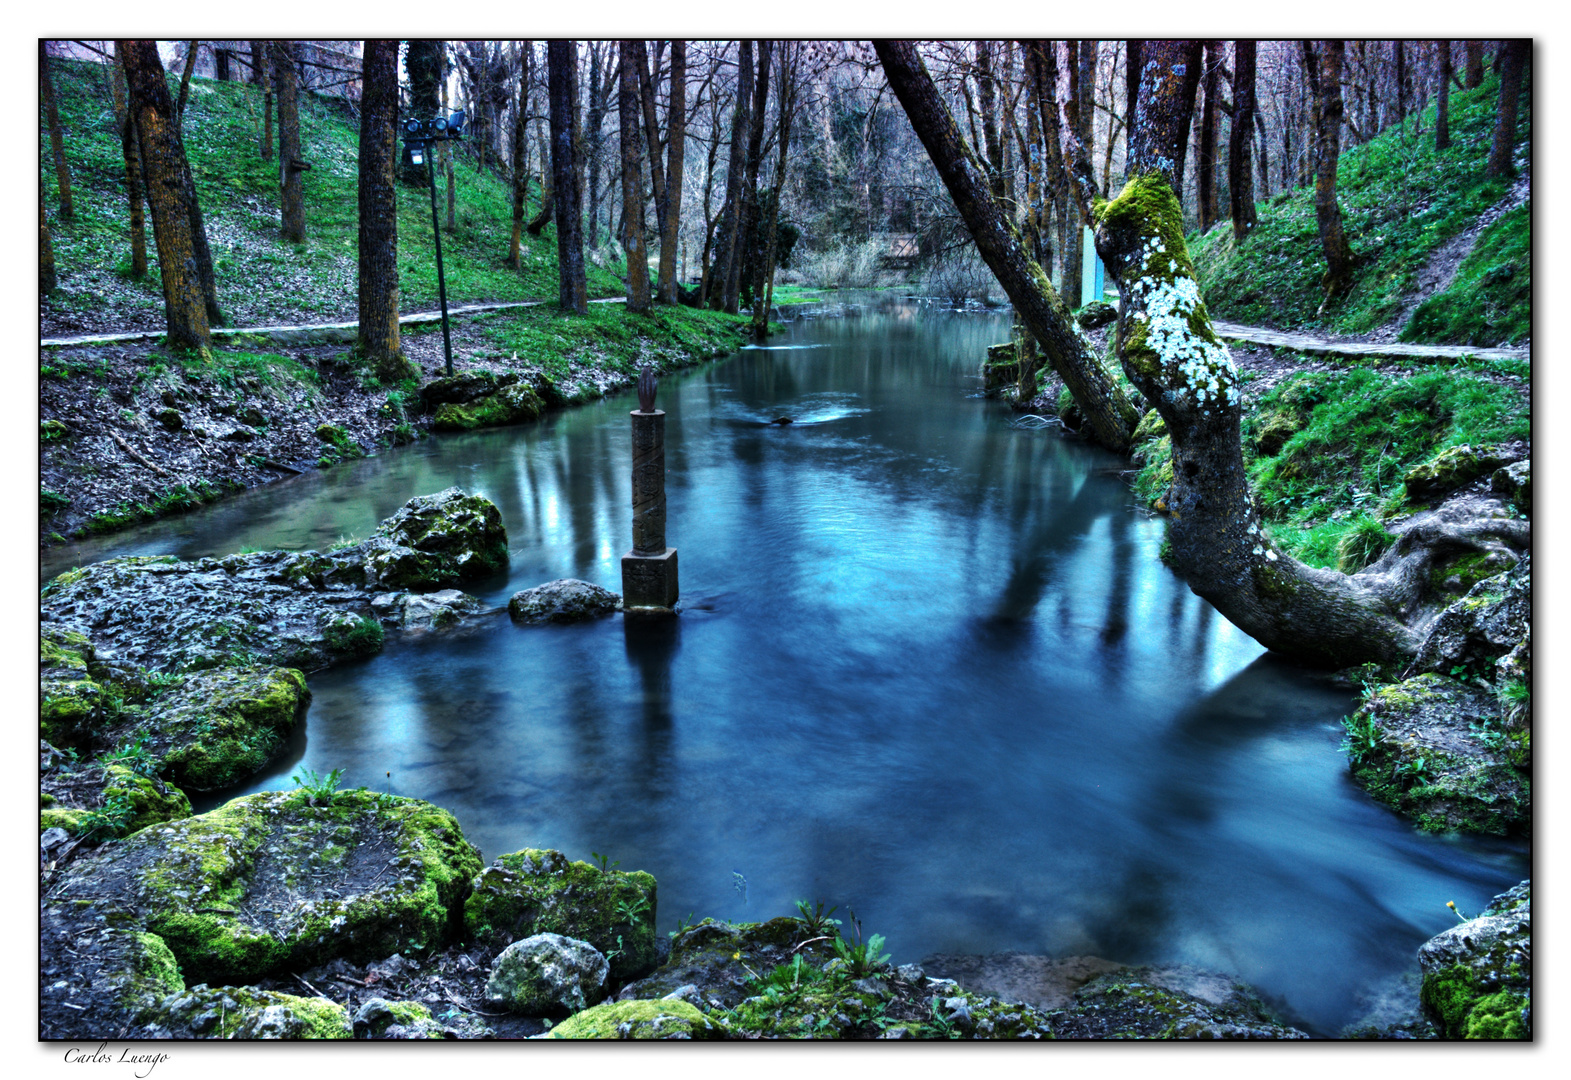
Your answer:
[401,110,465,378]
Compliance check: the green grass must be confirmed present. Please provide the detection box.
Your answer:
[1132,364,1527,569]
[1190,68,1530,342]
[41,57,627,329]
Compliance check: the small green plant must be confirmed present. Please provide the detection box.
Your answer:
[1334,512,1396,573]
[793,899,842,939]
[590,851,620,873]
[79,793,137,842]
[1393,755,1432,785]
[292,766,347,805]
[40,488,71,517]
[103,735,158,778]
[924,997,962,1040]
[668,912,698,939]
[1446,900,1469,923]
[614,895,651,923]
[1340,709,1383,768]
[1498,680,1530,726]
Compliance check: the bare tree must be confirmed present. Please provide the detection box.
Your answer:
[1310,41,1357,302]
[108,45,148,279]
[40,42,75,220]
[618,40,652,312]
[1229,40,1259,244]
[507,42,534,267]
[549,40,588,314]
[1435,40,1453,151]
[715,41,754,313]
[1486,40,1528,178]
[656,41,688,304]
[273,41,307,242]
[40,176,58,294]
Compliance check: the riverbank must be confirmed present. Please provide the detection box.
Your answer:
[40,302,754,548]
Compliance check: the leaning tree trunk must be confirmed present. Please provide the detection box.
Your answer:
[357,39,413,383]
[40,42,74,221]
[617,40,651,313]
[1229,40,1259,244]
[875,40,1139,453]
[549,40,588,315]
[1061,38,1524,667]
[1312,40,1357,302]
[118,39,210,351]
[1486,40,1528,178]
[40,176,58,294]
[273,41,306,243]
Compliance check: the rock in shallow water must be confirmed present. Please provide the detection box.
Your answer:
[508,579,620,624]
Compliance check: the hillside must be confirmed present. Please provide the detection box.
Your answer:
[40,56,626,338]
[1189,69,1531,347]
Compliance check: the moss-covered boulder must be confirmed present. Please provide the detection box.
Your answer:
[344,487,510,591]
[1251,410,1304,457]
[127,665,310,792]
[1411,555,1529,683]
[1343,673,1529,834]
[1418,881,1530,1039]
[422,370,518,406]
[159,985,353,1039]
[1403,444,1515,501]
[485,933,610,1015]
[53,790,483,986]
[104,765,191,832]
[548,998,729,1039]
[40,626,104,747]
[464,848,659,984]
[1047,967,1309,1039]
[1075,300,1117,329]
[352,997,448,1039]
[432,383,544,432]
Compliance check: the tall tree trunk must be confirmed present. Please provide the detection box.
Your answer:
[507,42,533,267]
[739,41,773,314]
[1063,39,1469,668]
[1026,40,1062,285]
[1394,40,1407,131]
[549,40,588,314]
[176,41,199,125]
[40,42,74,221]
[1312,40,1357,301]
[754,43,796,334]
[715,40,753,312]
[1062,42,1091,304]
[118,39,210,351]
[1254,109,1270,199]
[1021,44,1048,270]
[1464,40,1484,88]
[182,155,223,326]
[636,41,669,238]
[357,39,412,382]
[273,41,305,243]
[1436,40,1453,150]
[1486,40,1528,178]
[40,176,58,294]
[109,47,148,279]
[1124,40,1141,176]
[976,41,1005,200]
[698,82,725,305]
[875,40,1139,453]
[657,41,687,304]
[254,40,273,162]
[618,41,652,313]
[527,122,554,235]
[1197,41,1221,232]
[585,42,606,249]
[1229,40,1259,244]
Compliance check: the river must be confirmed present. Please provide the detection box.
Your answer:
[41,293,1527,1035]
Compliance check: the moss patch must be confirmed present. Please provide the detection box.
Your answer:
[549,998,728,1039]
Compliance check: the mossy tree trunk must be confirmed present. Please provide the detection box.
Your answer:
[1311,40,1357,302]
[273,41,306,244]
[875,39,1138,454]
[356,39,411,382]
[1063,39,1524,668]
[40,42,74,221]
[109,47,149,279]
[252,40,273,163]
[617,40,651,313]
[1229,40,1259,244]
[506,41,532,268]
[656,41,687,305]
[548,40,588,315]
[118,39,210,352]
[1486,40,1528,179]
[736,41,772,316]
[1436,40,1453,151]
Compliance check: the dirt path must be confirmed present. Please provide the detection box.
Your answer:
[40,297,629,349]
[1210,321,1528,364]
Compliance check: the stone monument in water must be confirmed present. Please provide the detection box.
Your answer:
[621,367,679,611]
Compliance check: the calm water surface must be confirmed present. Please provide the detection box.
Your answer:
[44,295,1526,1035]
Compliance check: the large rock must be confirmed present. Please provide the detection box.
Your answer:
[464,848,659,984]
[1490,460,1530,514]
[103,764,192,832]
[340,487,510,591]
[432,383,544,432]
[1403,444,1517,501]
[133,665,310,792]
[158,985,353,1039]
[1343,673,1529,834]
[371,589,486,630]
[421,370,520,406]
[40,625,104,746]
[1418,881,1530,1039]
[485,933,610,1015]
[922,953,1125,1012]
[508,579,621,624]
[1046,966,1310,1039]
[547,998,728,1039]
[1411,555,1530,684]
[50,790,483,985]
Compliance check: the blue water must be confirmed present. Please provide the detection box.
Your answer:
[46,295,1527,1035]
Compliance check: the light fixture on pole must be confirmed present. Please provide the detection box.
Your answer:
[400,110,466,378]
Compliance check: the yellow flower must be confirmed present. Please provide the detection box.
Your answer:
[733,951,741,961]
[1447,901,1457,910]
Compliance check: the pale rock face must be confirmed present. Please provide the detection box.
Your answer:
[485,933,610,1015]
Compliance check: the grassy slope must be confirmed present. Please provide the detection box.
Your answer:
[1189,69,1531,345]
[41,57,626,330]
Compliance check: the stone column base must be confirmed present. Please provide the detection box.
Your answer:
[622,547,679,611]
